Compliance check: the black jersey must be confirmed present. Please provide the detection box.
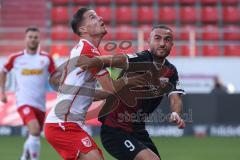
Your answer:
[99,50,185,132]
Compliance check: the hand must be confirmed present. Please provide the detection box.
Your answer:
[0,93,7,103]
[170,112,185,129]
[75,56,104,75]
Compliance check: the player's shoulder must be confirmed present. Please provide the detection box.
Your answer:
[164,59,177,70]
[39,51,53,60]
[6,51,24,62]
[71,39,100,57]
[128,50,152,61]
[8,51,24,59]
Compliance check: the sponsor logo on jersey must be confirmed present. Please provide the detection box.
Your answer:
[81,137,92,147]
[22,69,43,75]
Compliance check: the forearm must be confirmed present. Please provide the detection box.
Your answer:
[93,89,113,101]
[169,94,183,114]
[100,55,128,69]
[0,71,7,94]
[171,101,182,114]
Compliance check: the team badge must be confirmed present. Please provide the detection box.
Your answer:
[81,137,92,147]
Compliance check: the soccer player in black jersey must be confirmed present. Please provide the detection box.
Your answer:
[76,25,185,160]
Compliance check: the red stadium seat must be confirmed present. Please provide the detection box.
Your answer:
[72,0,91,5]
[222,0,238,5]
[157,0,175,4]
[115,0,132,5]
[136,0,154,5]
[224,45,240,56]
[115,45,137,54]
[169,45,177,57]
[202,45,220,56]
[50,44,70,56]
[180,6,197,23]
[102,26,114,41]
[223,26,240,41]
[179,25,198,40]
[179,45,197,56]
[200,0,218,5]
[201,6,218,23]
[158,7,176,23]
[51,0,69,5]
[223,6,239,23]
[96,6,112,23]
[139,25,152,40]
[179,0,196,5]
[137,6,154,23]
[116,6,133,23]
[201,25,220,40]
[95,0,111,4]
[51,25,70,41]
[51,7,68,24]
[115,25,136,40]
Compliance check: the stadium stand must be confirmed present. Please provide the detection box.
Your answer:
[0,0,239,57]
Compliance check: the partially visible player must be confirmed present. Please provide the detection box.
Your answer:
[44,7,147,160]
[0,27,56,160]
[76,25,186,160]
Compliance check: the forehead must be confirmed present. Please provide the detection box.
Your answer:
[151,28,173,37]
[83,10,97,19]
[25,31,39,37]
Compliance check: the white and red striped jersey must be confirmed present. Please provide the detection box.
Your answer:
[45,39,108,125]
[2,50,56,112]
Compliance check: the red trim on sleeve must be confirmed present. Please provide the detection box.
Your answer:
[3,52,24,72]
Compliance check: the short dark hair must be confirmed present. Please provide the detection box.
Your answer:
[71,7,91,36]
[152,25,173,32]
[25,26,39,33]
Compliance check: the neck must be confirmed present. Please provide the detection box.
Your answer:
[81,35,103,48]
[26,48,37,55]
[152,54,165,64]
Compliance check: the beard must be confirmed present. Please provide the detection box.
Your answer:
[28,44,38,51]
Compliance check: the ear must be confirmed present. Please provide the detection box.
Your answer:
[79,26,87,34]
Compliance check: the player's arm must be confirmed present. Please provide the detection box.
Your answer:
[76,53,153,72]
[95,71,149,100]
[168,66,186,129]
[169,93,185,129]
[0,70,7,103]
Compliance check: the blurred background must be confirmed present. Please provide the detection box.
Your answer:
[0,0,240,160]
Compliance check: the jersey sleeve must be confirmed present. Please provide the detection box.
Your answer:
[167,66,185,97]
[2,55,15,72]
[48,55,56,74]
[126,51,152,72]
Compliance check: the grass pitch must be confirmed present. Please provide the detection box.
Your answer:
[0,136,239,160]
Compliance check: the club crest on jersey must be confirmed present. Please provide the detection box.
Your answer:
[23,107,30,115]
[81,137,92,147]
[91,48,100,55]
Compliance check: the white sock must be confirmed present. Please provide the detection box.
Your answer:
[28,135,41,160]
[20,138,30,160]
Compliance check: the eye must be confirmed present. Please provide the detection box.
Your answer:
[165,37,172,42]
[90,15,96,19]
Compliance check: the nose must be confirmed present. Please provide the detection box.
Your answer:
[159,39,165,47]
[99,16,103,21]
